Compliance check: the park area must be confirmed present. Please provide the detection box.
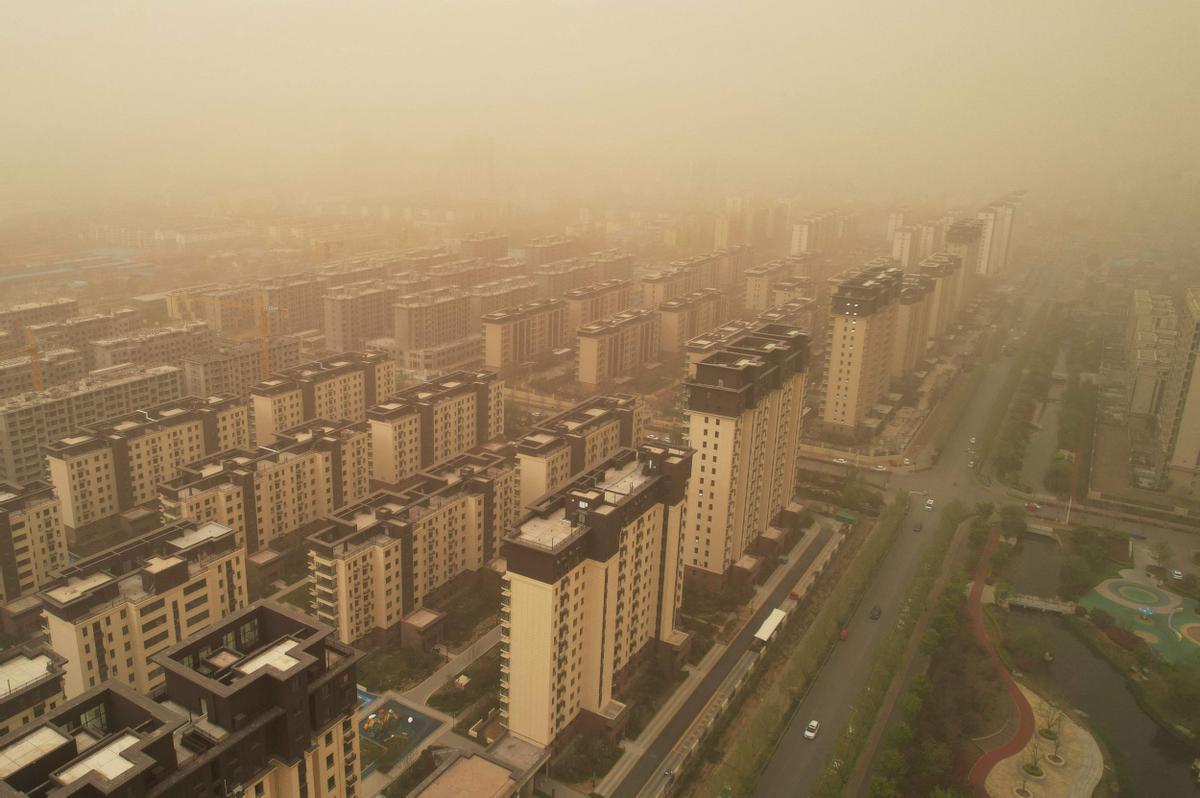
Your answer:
[1080,578,1200,664]
[359,700,441,777]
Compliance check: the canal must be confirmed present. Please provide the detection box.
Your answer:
[1006,535,1197,793]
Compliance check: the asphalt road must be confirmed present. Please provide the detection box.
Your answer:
[610,524,834,798]
[753,343,1010,797]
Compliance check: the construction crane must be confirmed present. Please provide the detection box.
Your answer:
[175,292,287,380]
[0,327,44,391]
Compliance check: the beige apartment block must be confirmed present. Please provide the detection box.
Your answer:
[250,351,395,445]
[514,393,648,505]
[90,321,214,370]
[0,298,78,336]
[482,299,569,374]
[682,323,808,588]
[563,279,634,331]
[426,257,493,290]
[0,363,183,487]
[501,445,694,748]
[0,482,69,633]
[0,347,84,399]
[160,419,370,553]
[368,370,504,484]
[822,261,903,432]
[260,272,327,333]
[47,395,249,541]
[40,519,247,698]
[891,275,935,379]
[524,235,579,266]
[945,220,984,304]
[529,258,605,299]
[27,309,140,370]
[0,646,67,738]
[468,277,538,318]
[323,280,401,352]
[309,443,518,646]
[462,231,510,260]
[1160,288,1200,496]
[576,308,661,388]
[743,259,796,313]
[640,266,701,308]
[394,287,475,350]
[658,288,731,355]
[180,336,302,398]
[917,252,965,343]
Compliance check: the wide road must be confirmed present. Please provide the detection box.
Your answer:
[610,525,834,798]
[753,343,1008,797]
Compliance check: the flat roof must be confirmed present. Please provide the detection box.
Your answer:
[417,755,516,798]
[0,653,54,698]
[514,508,578,549]
[55,733,139,784]
[0,727,69,778]
[236,640,300,675]
[43,572,114,604]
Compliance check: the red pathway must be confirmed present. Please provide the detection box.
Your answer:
[966,527,1036,797]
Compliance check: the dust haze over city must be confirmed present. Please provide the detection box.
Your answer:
[0,3,1198,798]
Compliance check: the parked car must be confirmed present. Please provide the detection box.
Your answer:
[1025,502,1041,512]
[968,460,976,469]
[804,720,820,740]
[834,457,848,465]
[869,605,882,620]
[924,498,935,511]
[913,523,923,533]
[1172,570,1184,581]
[969,436,977,444]
[874,464,887,471]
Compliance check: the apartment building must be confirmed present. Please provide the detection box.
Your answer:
[1158,288,1200,496]
[393,287,481,377]
[683,323,809,588]
[46,395,249,541]
[917,252,965,341]
[0,482,69,631]
[40,519,247,698]
[945,219,984,305]
[159,419,371,553]
[530,258,606,298]
[90,321,214,370]
[462,231,510,260]
[260,272,326,333]
[577,308,661,388]
[482,299,570,374]
[28,310,141,370]
[250,351,396,445]
[0,348,85,399]
[0,603,361,798]
[322,280,400,352]
[501,444,694,747]
[744,259,797,313]
[468,277,538,318]
[514,393,647,505]
[822,261,903,431]
[180,336,302,398]
[588,249,636,282]
[309,443,518,646]
[0,646,67,738]
[368,371,504,484]
[891,275,935,379]
[0,298,78,336]
[524,235,579,266]
[426,257,493,290]
[0,364,183,486]
[1127,289,1178,417]
[640,267,700,308]
[658,289,731,355]
[563,279,633,331]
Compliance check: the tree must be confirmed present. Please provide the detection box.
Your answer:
[998,505,1027,537]
[975,502,995,521]
[1043,462,1073,496]
[1009,626,1048,663]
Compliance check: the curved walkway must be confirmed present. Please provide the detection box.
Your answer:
[965,527,1035,797]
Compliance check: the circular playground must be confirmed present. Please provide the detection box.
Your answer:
[1081,578,1200,663]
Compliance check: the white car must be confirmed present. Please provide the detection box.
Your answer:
[968,461,976,469]
[874,464,887,471]
[1172,570,1184,581]
[924,499,935,511]
[969,436,977,445]
[804,720,820,740]
[834,458,848,465]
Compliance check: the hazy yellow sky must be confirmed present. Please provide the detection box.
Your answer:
[3,1,1198,204]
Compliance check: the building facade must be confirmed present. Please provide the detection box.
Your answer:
[576,309,661,388]
[482,299,569,374]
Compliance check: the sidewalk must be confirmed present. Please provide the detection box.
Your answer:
[594,524,828,796]
[403,625,502,705]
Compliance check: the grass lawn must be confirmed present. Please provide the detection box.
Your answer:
[277,581,313,615]
[427,647,500,715]
[358,647,443,693]
[429,575,501,650]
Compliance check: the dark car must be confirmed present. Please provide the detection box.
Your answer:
[869,605,882,620]
[913,523,923,533]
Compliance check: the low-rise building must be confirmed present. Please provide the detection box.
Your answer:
[501,445,693,747]
[40,519,247,698]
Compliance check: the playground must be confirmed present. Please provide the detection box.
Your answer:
[1080,577,1200,663]
[358,699,441,776]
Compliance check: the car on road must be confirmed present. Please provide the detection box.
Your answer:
[924,498,935,511]
[804,720,820,740]
[913,522,923,533]
[834,457,848,465]
[968,460,976,469]
[869,605,882,620]
[1172,570,1184,581]
[969,436,977,444]
[902,457,913,465]
[1025,502,1041,512]
[874,464,887,471]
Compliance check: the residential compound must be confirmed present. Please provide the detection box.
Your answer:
[639,247,751,308]
[0,603,361,798]
[323,280,404,352]
[1154,287,1200,496]
[90,321,214,370]
[393,287,482,377]
[0,364,183,486]
[0,298,79,336]
[368,370,504,485]
[309,443,519,646]
[514,394,648,505]
[180,336,303,398]
[160,419,371,553]
[563,279,634,331]
[0,482,69,632]
[250,351,395,445]
[682,323,809,588]
[501,444,694,747]
[40,519,247,698]
[482,299,570,374]
[0,348,85,399]
[576,308,662,388]
[46,396,249,543]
